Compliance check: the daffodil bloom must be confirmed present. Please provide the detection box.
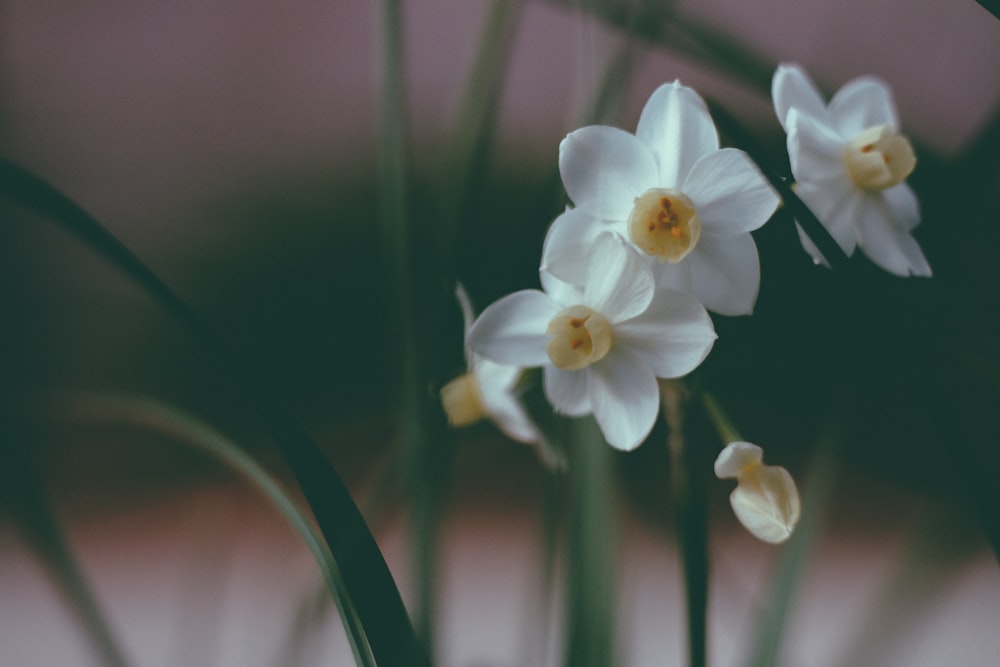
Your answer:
[440,284,540,444]
[772,63,931,277]
[468,233,716,451]
[714,441,800,544]
[541,81,780,316]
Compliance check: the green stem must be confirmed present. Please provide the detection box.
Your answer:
[377,0,445,657]
[0,158,427,667]
[661,380,707,667]
[44,393,375,667]
[700,390,743,445]
[1,426,130,667]
[564,417,617,667]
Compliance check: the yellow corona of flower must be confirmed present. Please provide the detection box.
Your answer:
[714,441,800,544]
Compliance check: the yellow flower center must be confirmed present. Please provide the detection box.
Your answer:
[843,125,916,191]
[627,188,701,263]
[545,306,612,371]
[440,373,486,427]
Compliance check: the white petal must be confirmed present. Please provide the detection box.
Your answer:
[540,267,585,306]
[476,360,540,444]
[714,441,763,479]
[635,80,719,188]
[468,290,559,367]
[455,282,476,364]
[540,208,619,286]
[559,126,659,220]
[730,465,800,544]
[794,221,829,268]
[883,183,921,231]
[687,232,761,316]
[796,180,861,257]
[771,63,829,132]
[474,355,521,391]
[786,109,849,184]
[614,289,716,378]
[855,194,932,277]
[653,258,694,295]
[683,148,780,235]
[544,366,591,417]
[587,348,659,451]
[582,233,655,323]
[827,76,899,137]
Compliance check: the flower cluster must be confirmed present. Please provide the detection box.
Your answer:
[441,65,929,540]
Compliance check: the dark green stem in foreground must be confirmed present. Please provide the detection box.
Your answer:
[0,160,428,667]
[0,427,130,667]
[564,417,617,667]
[662,381,708,667]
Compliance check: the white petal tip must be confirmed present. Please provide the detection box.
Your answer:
[714,441,762,478]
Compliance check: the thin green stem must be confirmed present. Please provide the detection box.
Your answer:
[442,0,523,264]
[747,431,836,667]
[564,416,617,667]
[700,390,743,445]
[0,159,427,667]
[45,393,375,667]
[1,425,130,667]
[377,0,444,658]
[661,380,708,667]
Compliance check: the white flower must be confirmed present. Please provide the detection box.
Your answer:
[715,441,800,544]
[772,63,931,277]
[468,233,716,451]
[541,81,780,316]
[440,284,540,444]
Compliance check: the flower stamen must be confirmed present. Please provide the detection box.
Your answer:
[627,188,701,263]
[546,305,612,370]
[844,125,915,191]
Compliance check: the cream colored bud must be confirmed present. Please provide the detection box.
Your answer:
[715,441,800,544]
[440,373,486,427]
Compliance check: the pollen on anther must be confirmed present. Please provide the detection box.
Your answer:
[569,339,584,350]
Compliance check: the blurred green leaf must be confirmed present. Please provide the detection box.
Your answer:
[0,158,427,667]
[45,392,376,667]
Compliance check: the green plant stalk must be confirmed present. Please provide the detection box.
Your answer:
[1,424,130,667]
[564,416,617,667]
[662,381,708,667]
[46,393,376,667]
[0,159,427,666]
[700,390,743,445]
[442,0,523,264]
[377,0,444,658]
[748,433,836,667]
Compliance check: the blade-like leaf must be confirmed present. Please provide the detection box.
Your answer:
[0,158,428,667]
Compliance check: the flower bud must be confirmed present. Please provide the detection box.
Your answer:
[715,441,800,544]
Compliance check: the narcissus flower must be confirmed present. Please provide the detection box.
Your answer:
[772,63,931,277]
[715,441,800,544]
[440,285,540,444]
[542,81,779,316]
[468,233,716,451]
